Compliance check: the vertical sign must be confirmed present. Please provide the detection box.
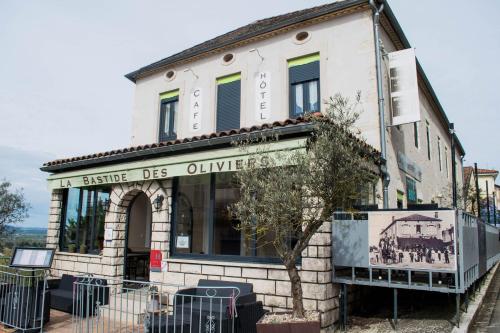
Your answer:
[189,88,202,133]
[150,250,162,273]
[388,48,420,126]
[255,71,271,122]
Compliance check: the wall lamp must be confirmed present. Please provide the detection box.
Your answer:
[153,194,165,211]
[184,68,199,80]
[249,48,264,62]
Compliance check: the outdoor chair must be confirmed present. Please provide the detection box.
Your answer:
[147,280,264,333]
[49,274,76,313]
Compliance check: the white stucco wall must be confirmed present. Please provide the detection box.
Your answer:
[130,9,380,150]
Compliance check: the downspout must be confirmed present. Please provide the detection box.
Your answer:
[369,0,390,209]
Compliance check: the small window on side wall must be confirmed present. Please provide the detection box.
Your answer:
[159,90,179,142]
[288,53,320,118]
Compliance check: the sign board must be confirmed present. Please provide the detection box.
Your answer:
[104,228,113,242]
[388,48,421,126]
[47,138,306,190]
[150,250,162,273]
[9,247,55,269]
[176,235,190,249]
[189,88,202,133]
[368,210,456,271]
[255,71,271,122]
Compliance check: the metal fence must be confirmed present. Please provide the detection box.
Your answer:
[0,264,49,332]
[72,276,240,333]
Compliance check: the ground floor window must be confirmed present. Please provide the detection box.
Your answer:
[172,172,279,262]
[59,187,110,254]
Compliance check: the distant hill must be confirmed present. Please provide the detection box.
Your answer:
[6,226,47,236]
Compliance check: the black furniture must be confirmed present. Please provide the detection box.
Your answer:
[49,274,109,316]
[147,280,265,333]
[0,283,50,329]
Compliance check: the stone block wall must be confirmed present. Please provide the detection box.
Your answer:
[46,179,172,280]
[46,179,339,330]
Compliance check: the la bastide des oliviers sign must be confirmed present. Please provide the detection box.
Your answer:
[47,138,305,190]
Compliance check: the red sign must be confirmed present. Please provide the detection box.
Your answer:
[150,250,162,272]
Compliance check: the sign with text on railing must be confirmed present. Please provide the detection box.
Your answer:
[47,138,306,189]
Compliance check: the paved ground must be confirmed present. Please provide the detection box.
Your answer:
[469,267,500,333]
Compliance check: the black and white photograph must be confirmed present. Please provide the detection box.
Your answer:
[369,210,456,270]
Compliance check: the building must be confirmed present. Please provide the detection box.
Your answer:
[463,166,499,221]
[41,1,465,329]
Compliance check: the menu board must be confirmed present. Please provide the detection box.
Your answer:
[10,248,55,269]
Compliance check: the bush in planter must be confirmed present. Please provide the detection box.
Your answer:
[79,245,87,254]
[232,93,379,327]
[68,244,77,253]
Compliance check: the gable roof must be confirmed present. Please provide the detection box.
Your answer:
[393,213,442,223]
[125,0,368,82]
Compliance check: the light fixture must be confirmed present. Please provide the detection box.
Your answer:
[184,68,199,80]
[249,48,264,62]
[153,194,164,211]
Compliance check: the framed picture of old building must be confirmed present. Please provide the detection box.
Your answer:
[368,210,456,270]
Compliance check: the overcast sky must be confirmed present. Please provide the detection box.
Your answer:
[1,0,499,228]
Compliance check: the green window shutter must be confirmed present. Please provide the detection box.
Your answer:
[288,53,320,68]
[216,73,241,132]
[160,89,179,101]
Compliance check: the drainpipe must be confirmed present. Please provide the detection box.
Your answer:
[369,0,389,209]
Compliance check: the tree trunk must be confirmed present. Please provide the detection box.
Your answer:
[286,264,305,318]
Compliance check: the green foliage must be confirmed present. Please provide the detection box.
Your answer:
[232,93,379,317]
[0,180,30,237]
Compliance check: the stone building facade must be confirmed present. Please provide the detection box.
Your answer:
[41,1,467,330]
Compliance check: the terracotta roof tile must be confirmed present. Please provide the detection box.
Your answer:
[42,115,380,169]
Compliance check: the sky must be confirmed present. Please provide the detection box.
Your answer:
[0,0,499,227]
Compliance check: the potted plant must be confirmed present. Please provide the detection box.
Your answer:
[68,244,77,253]
[79,244,87,254]
[232,94,379,332]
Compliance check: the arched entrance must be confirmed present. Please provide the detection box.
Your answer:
[124,192,152,282]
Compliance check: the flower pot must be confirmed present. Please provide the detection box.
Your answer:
[256,312,320,333]
[68,245,76,253]
[79,245,87,254]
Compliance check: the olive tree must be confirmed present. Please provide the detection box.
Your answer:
[232,93,380,318]
[0,180,30,237]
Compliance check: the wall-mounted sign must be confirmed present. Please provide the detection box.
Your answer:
[255,71,271,122]
[47,138,306,189]
[150,250,162,273]
[388,48,420,126]
[104,228,113,242]
[189,88,202,133]
[176,235,190,249]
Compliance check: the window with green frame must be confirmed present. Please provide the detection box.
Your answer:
[59,187,110,254]
[288,53,320,118]
[159,90,179,142]
[406,177,417,204]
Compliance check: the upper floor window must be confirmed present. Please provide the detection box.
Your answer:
[159,90,179,142]
[445,146,449,177]
[437,136,442,171]
[288,53,320,118]
[60,187,110,254]
[406,177,417,204]
[413,122,419,148]
[216,73,241,132]
[426,120,431,160]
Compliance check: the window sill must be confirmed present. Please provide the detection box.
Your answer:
[55,251,102,259]
[166,257,297,270]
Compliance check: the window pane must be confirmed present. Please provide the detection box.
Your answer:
[80,189,95,251]
[94,190,110,252]
[62,188,80,249]
[308,80,319,112]
[175,174,211,254]
[213,173,241,255]
[294,83,304,116]
[164,103,171,134]
[173,101,178,136]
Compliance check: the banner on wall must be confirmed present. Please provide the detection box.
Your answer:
[368,210,456,271]
[388,48,421,126]
[255,71,271,122]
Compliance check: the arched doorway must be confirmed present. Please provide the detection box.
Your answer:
[124,192,152,282]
